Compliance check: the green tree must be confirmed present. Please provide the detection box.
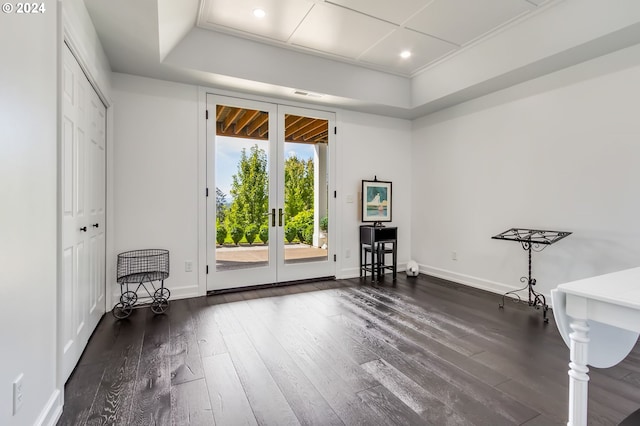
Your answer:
[230,225,244,245]
[216,223,227,245]
[245,224,259,245]
[216,187,228,223]
[259,225,269,244]
[284,223,298,243]
[289,210,314,241]
[229,145,269,229]
[302,224,314,244]
[320,216,328,232]
[284,155,314,220]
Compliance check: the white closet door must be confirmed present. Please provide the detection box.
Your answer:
[61,44,106,382]
[86,85,106,341]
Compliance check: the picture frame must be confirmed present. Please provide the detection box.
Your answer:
[361,179,392,224]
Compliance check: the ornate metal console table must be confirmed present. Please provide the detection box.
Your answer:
[492,228,571,323]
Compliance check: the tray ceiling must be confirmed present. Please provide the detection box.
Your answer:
[84,0,640,118]
[198,0,548,76]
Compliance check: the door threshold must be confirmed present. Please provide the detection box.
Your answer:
[207,276,335,295]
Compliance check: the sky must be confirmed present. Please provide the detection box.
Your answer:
[215,135,315,199]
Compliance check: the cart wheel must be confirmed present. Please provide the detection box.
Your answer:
[120,291,138,306]
[154,287,171,300]
[151,298,169,314]
[113,302,132,319]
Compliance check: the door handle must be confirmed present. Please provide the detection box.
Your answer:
[92,223,99,228]
[80,226,87,232]
[271,208,275,227]
[278,208,283,227]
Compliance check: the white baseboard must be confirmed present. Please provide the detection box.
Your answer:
[166,285,201,300]
[337,267,360,279]
[36,389,62,426]
[418,264,531,299]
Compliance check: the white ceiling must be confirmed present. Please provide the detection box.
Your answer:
[83,0,640,118]
[197,0,545,77]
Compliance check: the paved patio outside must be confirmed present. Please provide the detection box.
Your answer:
[215,243,328,271]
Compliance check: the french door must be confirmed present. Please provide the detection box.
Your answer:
[60,43,106,382]
[206,95,335,291]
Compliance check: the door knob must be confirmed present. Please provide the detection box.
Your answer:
[80,226,87,232]
[92,223,99,228]
[265,210,275,227]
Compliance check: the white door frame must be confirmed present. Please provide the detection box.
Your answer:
[275,104,336,283]
[58,15,113,397]
[203,92,337,292]
[206,95,279,290]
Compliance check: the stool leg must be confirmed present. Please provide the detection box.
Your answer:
[372,248,376,282]
[393,242,397,280]
[377,245,382,281]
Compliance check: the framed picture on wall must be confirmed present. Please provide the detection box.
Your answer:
[362,179,392,224]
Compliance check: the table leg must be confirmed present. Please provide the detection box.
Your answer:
[568,319,590,426]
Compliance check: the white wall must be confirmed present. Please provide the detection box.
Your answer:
[336,111,413,277]
[0,4,59,426]
[411,42,640,299]
[112,74,200,300]
[112,73,413,292]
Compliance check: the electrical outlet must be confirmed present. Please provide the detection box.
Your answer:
[345,248,351,258]
[185,260,193,272]
[13,373,23,415]
[452,251,457,261]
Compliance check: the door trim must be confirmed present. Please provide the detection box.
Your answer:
[275,104,336,283]
[206,94,279,290]
[199,89,338,292]
[58,11,112,397]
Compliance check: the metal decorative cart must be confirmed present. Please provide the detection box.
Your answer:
[113,249,171,319]
[492,228,571,323]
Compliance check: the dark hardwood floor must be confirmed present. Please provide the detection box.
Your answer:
[58,275,640,425]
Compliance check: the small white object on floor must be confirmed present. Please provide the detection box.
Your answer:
[406,260,419,277]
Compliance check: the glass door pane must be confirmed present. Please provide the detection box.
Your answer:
[276,106,335,283]
[207,95,278,290]
[282,114,329,264]
[215,105,271,271]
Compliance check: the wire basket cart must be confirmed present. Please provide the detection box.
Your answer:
[113,249,171,319]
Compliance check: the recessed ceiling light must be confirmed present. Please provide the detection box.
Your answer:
[400,50,412,59]
[253,8,266,18]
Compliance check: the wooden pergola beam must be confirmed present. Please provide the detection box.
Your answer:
[222,107,242,133]
[216,105,226,121]
[303,124,328,141]
[285,118,315,139]
[247,113,269,137]
[291,120,327,141]
[258,122,269,138]
[285,114,304,129]
[234,109,260,135]
[214,108,328,143]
